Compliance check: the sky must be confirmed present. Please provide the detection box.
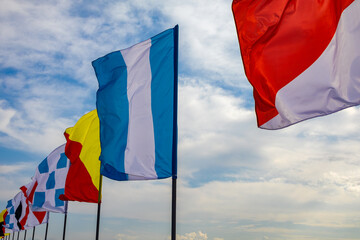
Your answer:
[1,0,360,240]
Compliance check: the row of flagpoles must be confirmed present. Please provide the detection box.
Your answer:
[1,25,179,240]
[1,216,51,240]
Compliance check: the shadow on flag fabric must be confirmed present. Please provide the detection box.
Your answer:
[22,144,69,213]
[92,26,178,181]
[59,109,101,203]
[232,0,360,129]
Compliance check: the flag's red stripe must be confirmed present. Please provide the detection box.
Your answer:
[59,133,99,203]
[232,0,354,126]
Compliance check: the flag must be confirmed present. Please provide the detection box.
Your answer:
[0,210,7,237]
[20,182,49,227]
[232,0,360,129]
[5,191,48,231]
[22,144,69,213]
[59,109,101,203]
[23,210,48,229]
[92,26,178,180]
[5,192,26,231]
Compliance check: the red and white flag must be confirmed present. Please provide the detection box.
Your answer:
[232,0,360,129]
[20,183,49,229]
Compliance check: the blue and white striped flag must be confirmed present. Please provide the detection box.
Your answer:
[24,144,70,213]
[92,26,178,181]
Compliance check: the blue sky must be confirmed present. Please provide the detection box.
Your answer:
[1,0,360,240]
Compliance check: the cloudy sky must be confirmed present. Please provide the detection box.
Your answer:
[1,0,360,240]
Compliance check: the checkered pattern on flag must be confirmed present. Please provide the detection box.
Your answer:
[24,144,70,213]
[5,192,25,231]
[5,191,48,231]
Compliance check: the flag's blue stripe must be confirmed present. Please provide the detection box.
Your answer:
[93,51,129,180]
[150,28,175,179]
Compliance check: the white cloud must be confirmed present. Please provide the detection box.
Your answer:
[173,231,208,240]
[0,163,30,174]
[0,100,16,135]
[0,98,73,153]
[161,0,246,86]
[0,163,35,202]
[176,180,360,228]
[116,233,139,240]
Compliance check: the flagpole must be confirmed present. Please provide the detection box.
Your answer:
[31,227,35,240]
[44,213,49,240]
[95,174,103,240]
[62,201,68,240]
[23,230,26,240]
[12,232,14,240]
[16,231,19,240]
[171,24,179,240]
[171,177,177,240]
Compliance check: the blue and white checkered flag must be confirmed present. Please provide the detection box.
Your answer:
[24,144,70,213]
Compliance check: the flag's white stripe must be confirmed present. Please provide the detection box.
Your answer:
[121,39,157,179]
[262,1,360,129]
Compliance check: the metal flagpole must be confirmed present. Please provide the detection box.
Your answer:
[62,201,68,240]
[12,231,14,240]
[95,174,103,240]
[16,231,19,240]
[171,177,177,240]
[31,227,35,240]
[171,24,179,240]
[23,230,26,240]
[44,212,49,240]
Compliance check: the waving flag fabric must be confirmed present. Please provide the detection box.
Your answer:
[92,26,178,180]
[232,0,360,129]
[5,192,26,231]
[0,210,7,237]
[59,109,101,203]
[20,182,49,228]
[5,191,48,231]
[22,144,69,213]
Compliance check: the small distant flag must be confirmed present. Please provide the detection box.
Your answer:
[232,0,360,129]
[59,109,101,203]
[20,182,49,227]
[92,26,178,180]
[22,144,69,213]
[0,210,7,237]
[5,191,48,231]
[5,192,26,231]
